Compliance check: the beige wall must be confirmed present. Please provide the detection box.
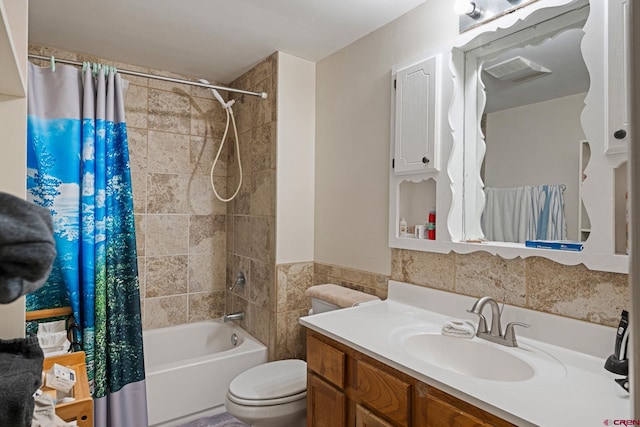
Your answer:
[0,0,28,339]
[314,1,629,327]
[276,52,316,265]
[315,0,458,275]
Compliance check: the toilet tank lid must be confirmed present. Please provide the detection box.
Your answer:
[229,359,307,400]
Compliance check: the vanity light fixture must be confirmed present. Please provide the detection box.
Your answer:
[454,0,482,18]
[456,0,537,33]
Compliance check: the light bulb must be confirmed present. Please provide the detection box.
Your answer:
[454,0,480,17]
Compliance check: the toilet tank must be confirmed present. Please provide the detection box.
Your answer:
[310,297,341,314]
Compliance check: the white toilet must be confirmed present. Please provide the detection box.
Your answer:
[225,359,307,427]
[225,284,379,427]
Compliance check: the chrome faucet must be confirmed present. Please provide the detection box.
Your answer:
[223,311,245,322]
[466,296,529,347]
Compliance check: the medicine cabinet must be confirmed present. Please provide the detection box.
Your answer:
[389,0,630,274]
[389,51,455,251]
[393,55,439,175]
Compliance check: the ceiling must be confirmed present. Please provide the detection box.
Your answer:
[483,27,588,113]
[28,0,426,84]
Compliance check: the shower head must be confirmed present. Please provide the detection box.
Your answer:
[198,79,235,110]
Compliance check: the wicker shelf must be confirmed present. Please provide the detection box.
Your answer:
[42,351,93,427]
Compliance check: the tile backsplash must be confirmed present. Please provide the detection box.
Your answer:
[391,249,628,327]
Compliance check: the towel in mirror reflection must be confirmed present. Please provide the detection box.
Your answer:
[482,184,567,243]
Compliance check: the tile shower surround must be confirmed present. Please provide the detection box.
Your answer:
[29,43,230,330]
[28,45,628,363]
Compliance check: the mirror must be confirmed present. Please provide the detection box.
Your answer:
[478,16,589,243]
[448,0,629,273]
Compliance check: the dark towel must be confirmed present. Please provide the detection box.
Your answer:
[0,192,56,304]
[0,337,45,427]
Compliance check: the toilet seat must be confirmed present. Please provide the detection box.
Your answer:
[227,359,307,407]
[227,390,307,407]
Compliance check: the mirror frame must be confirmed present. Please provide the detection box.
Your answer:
[447,0,629,273]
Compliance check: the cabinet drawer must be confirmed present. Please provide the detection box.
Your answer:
[356,404,395,427]
[356,360,411,427]
[307,335,346,388]
[426,395,491,427]
[425,390,515,427]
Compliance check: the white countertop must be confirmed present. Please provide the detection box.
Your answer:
[299,280,630,426]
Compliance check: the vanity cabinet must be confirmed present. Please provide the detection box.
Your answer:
[306,330,515,427]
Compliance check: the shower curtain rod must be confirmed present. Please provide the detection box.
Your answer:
[28,54,268,99]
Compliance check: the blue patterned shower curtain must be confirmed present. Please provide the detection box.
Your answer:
[27,62,148,427]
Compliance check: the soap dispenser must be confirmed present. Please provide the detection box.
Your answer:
[604,310,630,392]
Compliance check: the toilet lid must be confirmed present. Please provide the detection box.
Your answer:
[228,359,307,401]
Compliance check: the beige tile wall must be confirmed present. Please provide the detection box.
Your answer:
[29,44,230,330]
[222,55,318,361]
[224,53,281,357]
[391,249,629,327]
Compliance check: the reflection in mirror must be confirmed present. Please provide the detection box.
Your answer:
[476,14,590,243]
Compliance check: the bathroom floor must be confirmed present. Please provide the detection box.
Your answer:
[178,412,248,427]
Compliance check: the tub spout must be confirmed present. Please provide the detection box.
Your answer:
[223,311,245,322]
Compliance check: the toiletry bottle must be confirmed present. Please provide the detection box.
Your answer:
[427,224,435,240]
[399,218,407,236]
[427,209,436,240]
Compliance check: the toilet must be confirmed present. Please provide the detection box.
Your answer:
[224,284,379,427]
[225,359,307,427]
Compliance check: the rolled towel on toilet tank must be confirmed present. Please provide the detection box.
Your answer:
[441,318,476,338]
[305,284,380,309]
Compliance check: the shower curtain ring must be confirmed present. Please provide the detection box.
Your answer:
[50,56,56,72]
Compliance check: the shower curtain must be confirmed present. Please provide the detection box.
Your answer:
[26,62,148,427]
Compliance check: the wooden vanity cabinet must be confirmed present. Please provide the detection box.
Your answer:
[306,330,515,427]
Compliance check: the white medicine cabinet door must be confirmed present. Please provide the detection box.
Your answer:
[393,55,439,175]
[605,0,630,155]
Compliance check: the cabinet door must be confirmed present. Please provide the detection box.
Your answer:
[394,55,439,174]
[355,404,395,427]
[605,0,630,154]
[308,372,346,427]
[356,360,411,427]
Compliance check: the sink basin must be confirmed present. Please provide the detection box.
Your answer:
[401,333,535,381]
[389,323,567,384]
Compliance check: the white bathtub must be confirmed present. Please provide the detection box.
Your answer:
[144,320,268,427]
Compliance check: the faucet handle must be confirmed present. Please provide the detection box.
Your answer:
[504,321,530,344]
[466,309,488,334]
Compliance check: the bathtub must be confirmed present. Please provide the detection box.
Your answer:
[144,320,268,427]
